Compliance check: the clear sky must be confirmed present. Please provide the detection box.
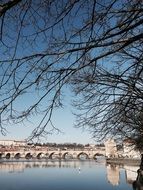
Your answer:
[0,109,95,145]
[0,89,95,145]
[0,1,101,145]
[0,1,141,147]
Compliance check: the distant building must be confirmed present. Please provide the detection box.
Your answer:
[104,139,117,158]
[123,139,140,159]
[0,140,27,147]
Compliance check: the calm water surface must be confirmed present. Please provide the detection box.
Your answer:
[0,160,140,190]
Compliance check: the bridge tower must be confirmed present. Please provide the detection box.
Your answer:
[104,139,117,158]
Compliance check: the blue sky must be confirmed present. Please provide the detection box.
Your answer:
[0,88,95,144]
[0,106,95,144]
[0,1,110,145]
[0,0,141,146]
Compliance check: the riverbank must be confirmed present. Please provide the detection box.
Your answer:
[106,158,141,166]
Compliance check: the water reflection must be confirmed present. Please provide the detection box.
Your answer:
[106,164,120,185]
[0,160,141,190]
[106,164,140,187]
[125,165,139,183]
[0,160,99,173]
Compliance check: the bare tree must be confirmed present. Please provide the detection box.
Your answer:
[0,0,142,144]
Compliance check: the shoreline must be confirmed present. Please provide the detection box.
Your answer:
[106,158,141,166]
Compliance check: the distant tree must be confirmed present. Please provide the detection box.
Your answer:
[85,144,90,147]
[96,144,105,147]
[35,142,42,147]
[0,0,142,149]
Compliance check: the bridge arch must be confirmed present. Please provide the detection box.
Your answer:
[0,153,3,159]
[62,152,73,159]
[77,152,89,160]
[25,153,32,159]
[36,152,44,159]
[14,153,21,159]
[49,152,55,159]
[5,153,11,159]
[45,153,49,158]
[93,153,105,160]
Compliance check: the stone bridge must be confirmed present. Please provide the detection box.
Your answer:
[0,148,106,160]
[0,139,141,160]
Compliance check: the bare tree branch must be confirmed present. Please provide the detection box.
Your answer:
[0,0,142,146]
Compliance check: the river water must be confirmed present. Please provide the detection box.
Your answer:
[0,159,140,190]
